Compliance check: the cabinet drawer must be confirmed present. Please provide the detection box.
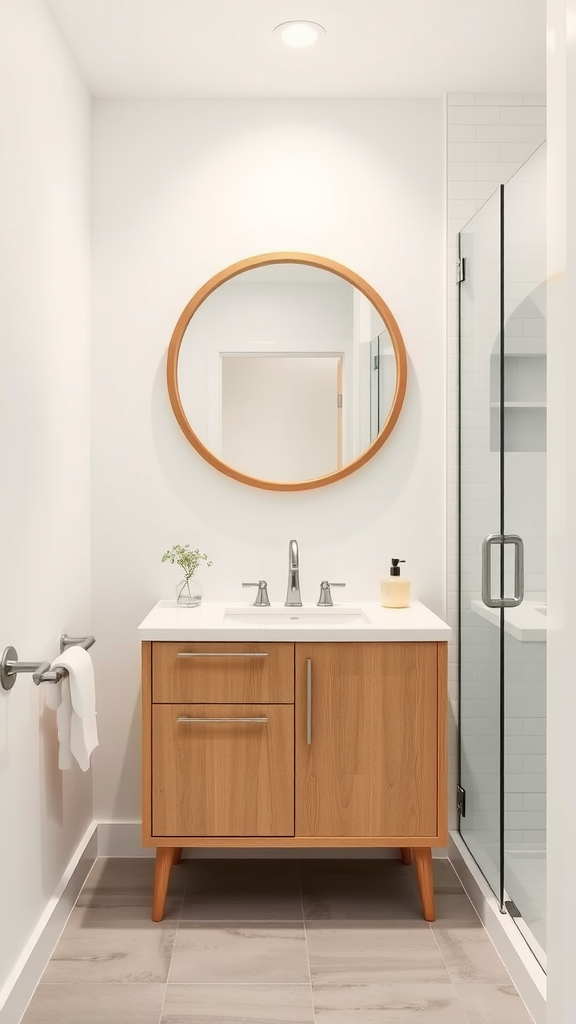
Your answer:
[152,642,294,703]
[152,704,294,837]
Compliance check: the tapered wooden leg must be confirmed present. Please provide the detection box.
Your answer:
[413,847,435,922]
[400,847,412,866]
[172,847,182,865]
[152,847,175,922]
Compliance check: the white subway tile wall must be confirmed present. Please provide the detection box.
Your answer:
[446,93,546,852]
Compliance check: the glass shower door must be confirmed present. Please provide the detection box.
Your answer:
[459,144,547,967]
[502,144,547,965]
[459,187,504,902]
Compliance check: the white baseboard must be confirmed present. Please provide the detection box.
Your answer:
[449,831,546,1024]
[0,822,97,1024]
[95,821,448,860]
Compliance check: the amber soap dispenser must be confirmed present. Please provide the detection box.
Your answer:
[380,558,410,608]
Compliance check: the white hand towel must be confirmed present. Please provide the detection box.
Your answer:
[45,646,98,771]
[45,674,73,769]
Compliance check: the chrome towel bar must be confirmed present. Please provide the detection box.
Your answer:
[0,634,95,691]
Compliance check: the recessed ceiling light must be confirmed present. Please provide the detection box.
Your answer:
[272,21,326,48]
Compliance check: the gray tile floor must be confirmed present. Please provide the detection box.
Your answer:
[20,857,535,1023]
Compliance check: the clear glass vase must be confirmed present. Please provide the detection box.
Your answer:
[176,577,202,607]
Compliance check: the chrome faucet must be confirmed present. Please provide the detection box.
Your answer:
[317,581,346,607]
[285,539,302,607]
[242,580,270,607]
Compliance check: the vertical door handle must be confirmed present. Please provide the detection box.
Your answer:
[482,534,525,608]
[306,658,312,745]
[511,535,525,607]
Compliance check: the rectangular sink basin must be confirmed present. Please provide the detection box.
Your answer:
[223,606,370,626]
[535,605,547,616]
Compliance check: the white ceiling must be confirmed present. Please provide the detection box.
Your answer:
[45,0,546,99]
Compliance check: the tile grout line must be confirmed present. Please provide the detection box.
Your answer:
[35,981,313,987]
[428,922,471,1022]
[297,860,317,1024]
[421,867,491,1024]
[156,858,188,1024]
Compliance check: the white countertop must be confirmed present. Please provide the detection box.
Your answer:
[471,598,546,643]
[138,600,451,643]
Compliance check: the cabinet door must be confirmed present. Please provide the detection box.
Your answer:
[295,643,438,839]
[152,704,294,837]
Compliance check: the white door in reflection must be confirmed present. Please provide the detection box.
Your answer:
[221,354,342,481]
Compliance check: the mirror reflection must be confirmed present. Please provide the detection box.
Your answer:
[176,263,397,484]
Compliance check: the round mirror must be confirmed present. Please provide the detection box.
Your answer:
[167,254,407,491]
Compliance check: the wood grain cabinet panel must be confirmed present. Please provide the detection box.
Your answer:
[152,642,294,703]
[143,638,447,923]
[152,703,294,837]
[295,643,438,838]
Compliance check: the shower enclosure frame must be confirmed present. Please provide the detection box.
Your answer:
[457,184,507,916]
[457,143,547,968]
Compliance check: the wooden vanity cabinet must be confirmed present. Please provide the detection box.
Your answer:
[142,639,447,924]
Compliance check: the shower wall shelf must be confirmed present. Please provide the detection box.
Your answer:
[470,599,547,642]
[490,402,546,408]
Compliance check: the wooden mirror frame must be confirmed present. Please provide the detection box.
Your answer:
[166,253,408,492]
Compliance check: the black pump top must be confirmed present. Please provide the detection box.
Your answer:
[390,558,405,577]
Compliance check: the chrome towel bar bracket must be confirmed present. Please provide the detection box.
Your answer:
[0,634,96,691]
[60,633,95,654]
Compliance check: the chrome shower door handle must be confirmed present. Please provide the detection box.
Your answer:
[481,534,500,608]
[510,535,525,607]
[481,533,525,608]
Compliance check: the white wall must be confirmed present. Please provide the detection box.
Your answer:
[91,98,445,822]
[546,0,576,1017]
[0,0,91,1007]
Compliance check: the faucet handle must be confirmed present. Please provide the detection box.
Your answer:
[317,581,346,607]
[242,581,270,607]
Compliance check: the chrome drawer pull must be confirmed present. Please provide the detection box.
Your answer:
[177,716,269,723]
[306,658,312,745]
[176,652,269,658]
